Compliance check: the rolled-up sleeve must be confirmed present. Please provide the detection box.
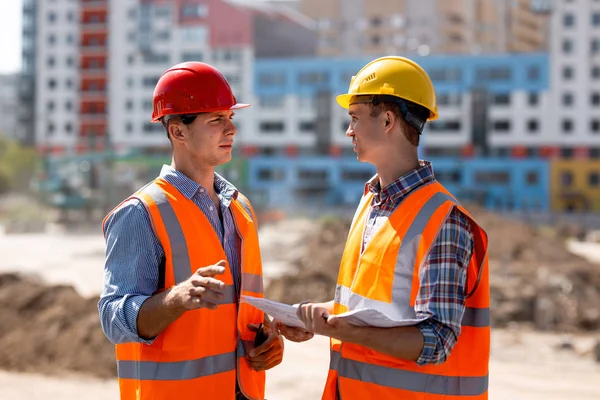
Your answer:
[98,199,164,345]
[414,208,474,365]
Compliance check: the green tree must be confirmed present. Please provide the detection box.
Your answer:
[0,136,40,194]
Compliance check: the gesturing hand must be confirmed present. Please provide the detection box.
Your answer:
[169,260,227,310]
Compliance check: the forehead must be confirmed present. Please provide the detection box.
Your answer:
[348,103,370,115]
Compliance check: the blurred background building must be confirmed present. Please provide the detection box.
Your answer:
[7,0,600,217]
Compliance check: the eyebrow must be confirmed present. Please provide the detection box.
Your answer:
[348,110,356,116]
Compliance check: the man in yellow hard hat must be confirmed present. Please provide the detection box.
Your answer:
[290,57,491,399]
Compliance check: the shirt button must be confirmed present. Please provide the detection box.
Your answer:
[209,206,214,211]
[199,188,205,193]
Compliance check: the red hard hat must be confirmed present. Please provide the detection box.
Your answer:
[151,62,250,122]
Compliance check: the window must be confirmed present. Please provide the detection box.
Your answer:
[371,16,382,27]
[48,12,57,23]
[493,120,511,132]
[143,76,160,87]
[341,121,349,132]
[258,96,284,109]
[435,170,462,184]
[563,13,574,27]
[126,100,133,110]
[563,92,574,106]
[591,92,600,105]
[562,66,574,80]
[65,79,74,89]
[341,169,373,181]
[155,31,171,41]
[371,35,381,46]
[429,69,462,82]
[527,66,540,81]
[562,148,573,159]
[561,171,573,187]
[154,5,171,18]
[66,56,74,67]
[143,53,170,64]
[259,73,285,85]
[591,119,600,133]
[182,52,203,62]
[476,68,511,81]
[593,66,600,79]
[182,4,209,18]
[143,122,165,134]
[48,78,57,89]
[474,171,510,184]
[259,121,285,133]
[298,169,327,181]
[180,26,208,43]
[47,56,55,67]
[67,11,74,22]
[298,72,328,85]
[563,39,573,53]
[299,121,315,132]
[528,92,539,106]
[143,100,153,111]
[47,123,55,136]
[593,13,600,26]
[527,119,539,133]
[126,123,133,135]
[65,123,73,134]
[592,39,600,54]
[66,34,74,44]
[47,101,55,111]
[526,172,539,185]
[563,119,574,133]
[590,172,600,187]
[65,101,72,111]
[436,93,462,106]
[591,148,600,159]
[48,34,56,45]
[428,120,461,132]
[492,93,510,105]
[258,168,284,182]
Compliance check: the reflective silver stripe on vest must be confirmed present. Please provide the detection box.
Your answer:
[144,183,191,285]
[336,356,487,396]
[242,272,264,294]
[118,351,236,381]
[220,284,237,305]
[237,339,255,357]
[462,306,490,327]
[330,349,341,370]
[335,192,457,322]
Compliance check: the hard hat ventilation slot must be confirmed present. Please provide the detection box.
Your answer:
[362,73,376,83]
[180,90,194,99]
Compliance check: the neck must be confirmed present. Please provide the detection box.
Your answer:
[171,152,215,192]
[374,148,419,189]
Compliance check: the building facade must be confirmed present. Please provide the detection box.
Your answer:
[298,0,550,57]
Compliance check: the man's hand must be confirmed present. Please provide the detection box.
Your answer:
[277,322,314,343]
[296,302,356,342]
[166,260,227,310]
[246,322,284,371]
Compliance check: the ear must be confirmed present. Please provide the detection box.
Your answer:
[168,121,186,143]
[384,110,396,131]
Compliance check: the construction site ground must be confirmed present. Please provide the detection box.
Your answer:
[0,216,599,399]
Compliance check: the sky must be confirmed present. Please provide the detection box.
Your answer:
[0,0,23,74]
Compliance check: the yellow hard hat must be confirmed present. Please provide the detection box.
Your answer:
[337,56,438,121]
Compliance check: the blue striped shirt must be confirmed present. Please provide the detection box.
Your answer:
[98,165,242,345]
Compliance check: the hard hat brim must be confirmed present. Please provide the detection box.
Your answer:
[151,103,251,122]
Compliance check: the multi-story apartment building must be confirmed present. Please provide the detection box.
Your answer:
[0,74,20,139]
[249,53,551,158]
[299,0,550,56]
[29,0,316,155]
[17,0,37,146]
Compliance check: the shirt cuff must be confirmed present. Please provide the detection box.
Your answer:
[122,294,156,345]
[415,321,439,366]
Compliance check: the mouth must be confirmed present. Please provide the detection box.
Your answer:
[219,143,233,149]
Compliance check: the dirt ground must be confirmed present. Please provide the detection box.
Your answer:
[0,220,599,399]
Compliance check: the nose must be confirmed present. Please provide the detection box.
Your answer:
[226,118,237,136]
[345,123,353,137]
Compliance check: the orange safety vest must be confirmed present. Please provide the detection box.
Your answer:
[322,181,490,400]
[103,178,266,400]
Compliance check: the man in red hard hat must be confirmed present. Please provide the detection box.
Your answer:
[99,62,310,400]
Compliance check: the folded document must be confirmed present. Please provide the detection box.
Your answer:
[240,295,427,330]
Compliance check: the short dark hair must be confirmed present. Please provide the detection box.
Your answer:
[368,95,430,146]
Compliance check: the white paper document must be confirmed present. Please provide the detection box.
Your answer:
[241,296,427,329]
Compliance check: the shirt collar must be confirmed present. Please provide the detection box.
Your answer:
[159,165,239,203]
[365,160,435,204]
